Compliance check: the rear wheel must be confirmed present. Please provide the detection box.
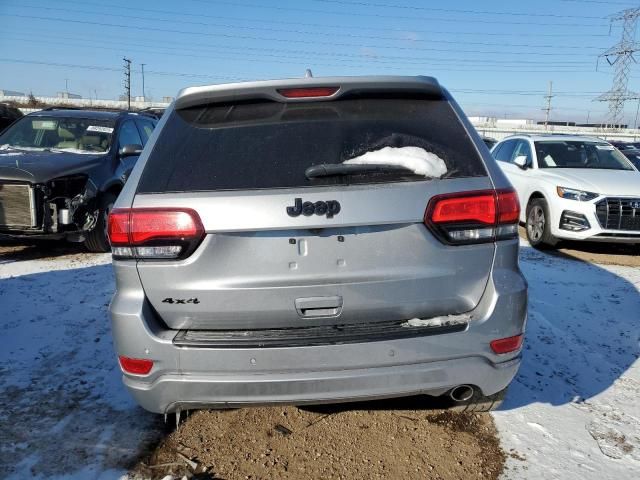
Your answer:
[447,387,507,413]
[84,193,117,253]
[526,198,557,248]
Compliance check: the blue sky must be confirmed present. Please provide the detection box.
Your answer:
[1,0,640,123]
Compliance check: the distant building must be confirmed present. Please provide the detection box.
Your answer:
[0,89,26,97]
[162,96,175,103]
[575,122,628,129]
[57,91,82,99]
[536,121,576,127]
[495,118,534,127]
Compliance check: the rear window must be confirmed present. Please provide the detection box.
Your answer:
[137,96,487,193]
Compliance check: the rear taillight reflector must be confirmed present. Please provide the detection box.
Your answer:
[129,209,202,244]
[108,208,204,260]
[277,86,339,98]
[490,334,524,354]
[496,190,520,224]
[118,355,154,375]
[430,193,496,225]
[425,188,520,245]
[107,210,130,245]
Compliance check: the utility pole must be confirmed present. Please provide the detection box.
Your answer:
[123,57,132,111]
[141,63,146,100]
[596,7,640,129]
[543,81,553,130]
[64,78,69,93]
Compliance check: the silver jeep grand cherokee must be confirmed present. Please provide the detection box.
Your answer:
[108,76,527,415]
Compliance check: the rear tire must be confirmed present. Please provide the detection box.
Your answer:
[526,198,557,249]
[84,193,116,253]
[448,387,507,413]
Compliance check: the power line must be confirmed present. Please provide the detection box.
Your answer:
[191,0,609,27]
[312,0,604,19]
[2,14,609,58]
[22,0,612,38]
[0,32,598,68]
[9,3,607,51]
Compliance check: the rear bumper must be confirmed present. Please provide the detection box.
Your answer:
[125,354,520,412]
[110,241,527,414]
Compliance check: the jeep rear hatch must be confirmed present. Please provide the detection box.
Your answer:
[120,78,512,330]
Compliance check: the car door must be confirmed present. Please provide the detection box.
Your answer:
[495,139,530,204]
[116,119,143,182]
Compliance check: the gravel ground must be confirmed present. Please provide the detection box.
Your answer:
[128,403,507,480]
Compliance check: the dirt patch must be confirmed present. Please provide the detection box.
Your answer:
[0,240,86,262]
[129,401,506,480]
[518,227,639,267]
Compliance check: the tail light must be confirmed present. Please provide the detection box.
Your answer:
[425,189,520,244]
[277,86,339,98]
[490,334,524,354]
[108,208,204,260]
[118,355,154,375]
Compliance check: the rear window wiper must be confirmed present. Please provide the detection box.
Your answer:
[305,163,417,179]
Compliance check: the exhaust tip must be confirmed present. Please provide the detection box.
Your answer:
[449,384,474,403]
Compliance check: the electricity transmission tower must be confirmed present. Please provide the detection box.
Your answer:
[596,8,640,129]
[123,57,132,111]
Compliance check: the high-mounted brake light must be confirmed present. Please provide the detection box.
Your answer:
[118,355,154,375]
[108,208,204,260]
[425,189,520,245]
[277,86,339,98]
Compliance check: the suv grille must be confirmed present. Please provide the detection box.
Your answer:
[595,197,640,231]
[0,183,36,228]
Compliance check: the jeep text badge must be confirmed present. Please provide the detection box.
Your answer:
[287,198,341,218]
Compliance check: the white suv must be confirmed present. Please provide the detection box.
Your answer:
[491,134,640,248]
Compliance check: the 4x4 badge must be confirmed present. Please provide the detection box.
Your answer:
[287,198,341,218]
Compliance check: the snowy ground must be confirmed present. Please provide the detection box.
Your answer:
[0,242,638,479]
[0,248,165,479]
[496,243,640,479]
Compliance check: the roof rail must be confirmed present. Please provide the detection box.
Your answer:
[41,106,128,113]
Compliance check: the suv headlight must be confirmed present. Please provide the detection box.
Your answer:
[556,186,599,201]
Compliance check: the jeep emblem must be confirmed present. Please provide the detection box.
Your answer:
[286,198,341,219]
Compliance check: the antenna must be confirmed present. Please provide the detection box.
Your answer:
[123,57,132,111]
[596,7,640,129]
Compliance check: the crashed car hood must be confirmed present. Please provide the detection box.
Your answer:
[0,150,107,183]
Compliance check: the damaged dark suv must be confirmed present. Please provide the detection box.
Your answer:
[0,108,156,251]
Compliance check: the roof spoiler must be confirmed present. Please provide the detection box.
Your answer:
[174,76,442,110]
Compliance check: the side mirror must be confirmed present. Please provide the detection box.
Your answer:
[118,144,143,158]
[513,155,529,169]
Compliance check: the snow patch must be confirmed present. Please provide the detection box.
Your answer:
[403,313,470,328]
[343,146,447,177]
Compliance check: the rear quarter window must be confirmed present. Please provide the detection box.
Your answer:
[137,96,487,193]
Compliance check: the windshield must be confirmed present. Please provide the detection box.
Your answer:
[0,116,115,154]
[535,140,634,171]
[623,150,640,170]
